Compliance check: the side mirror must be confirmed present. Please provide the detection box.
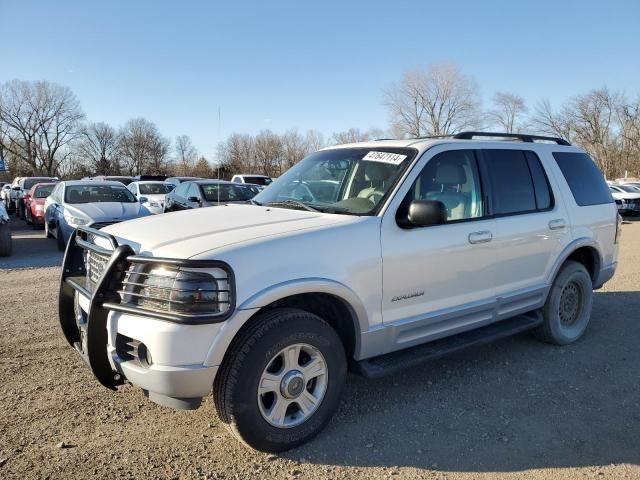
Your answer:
[188,196,201,203]
[12,186,20,191]
[139,196,148,203]
[407,200,447,227]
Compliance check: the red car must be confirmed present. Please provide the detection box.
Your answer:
[24,182,56,227]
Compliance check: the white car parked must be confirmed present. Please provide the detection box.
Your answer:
[609,184,640,215]
[58,132,619,452]
[126,181,174,214]
[231,174,273,189]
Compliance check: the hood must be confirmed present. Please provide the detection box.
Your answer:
[67,202,148,222]
[101,204,360,257]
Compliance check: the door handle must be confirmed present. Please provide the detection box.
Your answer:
[468,231,493,244]
[548,219,566,230]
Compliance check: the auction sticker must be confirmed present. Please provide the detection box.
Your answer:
[363,151,407,165]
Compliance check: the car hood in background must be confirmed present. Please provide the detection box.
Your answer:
[66,202,148,222]
[101,203,361,257]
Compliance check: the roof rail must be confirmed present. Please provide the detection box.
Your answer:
[452,131,571,146]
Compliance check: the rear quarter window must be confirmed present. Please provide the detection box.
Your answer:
[552,152,613,206]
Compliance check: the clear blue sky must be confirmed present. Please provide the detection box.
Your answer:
[1,0,638,158]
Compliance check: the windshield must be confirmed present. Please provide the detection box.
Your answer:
[65,185,137,204]
[139,183,173,194]
[252,147,416,215]
[24,178,55,189]
[201,184,257,202]
[35,186,54,198]
[244,176,272,186]
[619,185,640,193]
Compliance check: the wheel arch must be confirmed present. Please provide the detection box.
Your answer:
[549,239,602,286]
[206,279,369,367]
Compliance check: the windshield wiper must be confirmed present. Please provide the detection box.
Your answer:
[266,200,319,212]
[246,199,263,206]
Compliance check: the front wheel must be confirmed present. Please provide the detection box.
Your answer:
[214,308,346,452]
[533,260,593,345]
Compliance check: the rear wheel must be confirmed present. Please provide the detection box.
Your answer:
[214,308,346,452]
[533,260,593,345]
[45,220,53,238]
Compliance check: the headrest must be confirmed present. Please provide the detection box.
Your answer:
[67,190,81,203]
[364,162,390,182]
[434,163,466,185]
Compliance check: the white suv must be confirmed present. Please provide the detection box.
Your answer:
[58,132,619,452]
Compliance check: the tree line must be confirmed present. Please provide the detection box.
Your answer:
[2,64,639,181]
[0,80,212,180]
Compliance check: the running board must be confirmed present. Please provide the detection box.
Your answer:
[352,310,543,379]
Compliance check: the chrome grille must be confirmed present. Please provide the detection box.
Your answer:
[86,250,110,289]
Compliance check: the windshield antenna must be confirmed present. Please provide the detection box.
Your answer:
[217,165,220,204]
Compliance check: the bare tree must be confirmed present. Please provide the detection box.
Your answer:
[487,92,527,133]
[192,156,213,178]
[254,130,283,177]
[77,122,120,174]
[281,129,310,169]
[304,130,325,152]
[0,80,84,175]
[174,134,198,175]
[530,88,636,179]
[384,62,481,137]
[331,128,371,144]
[119,118,170,175]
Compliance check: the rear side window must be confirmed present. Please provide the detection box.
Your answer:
[483,150,537,215]
[524,151,553,210]
[553,152,613,206]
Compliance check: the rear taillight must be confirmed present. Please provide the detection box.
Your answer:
[615,213,622,244]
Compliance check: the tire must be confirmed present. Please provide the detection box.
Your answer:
[214,308,346,452]
[18,201,26,220]
[533,260,593,345]
[45,220,53,238]
[25,207,32,225]
[0,222,12,257]
[56,223,66,251]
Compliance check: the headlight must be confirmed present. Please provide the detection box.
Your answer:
[120,265,232,319]
[64,213,89,227]
[35,204,44,213]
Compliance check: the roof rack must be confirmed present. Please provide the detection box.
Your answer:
[452,131,571,146]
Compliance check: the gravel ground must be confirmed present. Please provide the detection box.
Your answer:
[1,218,639,480]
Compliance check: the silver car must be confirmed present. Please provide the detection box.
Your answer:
[44,180,151,250]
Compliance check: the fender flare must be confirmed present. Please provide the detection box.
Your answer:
[204,278,370,366]
[547,237,602,286]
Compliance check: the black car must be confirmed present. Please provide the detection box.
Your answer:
[164,180,259,212]
[164,176,206,188]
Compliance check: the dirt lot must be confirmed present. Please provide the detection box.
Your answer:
[1,219,639,480]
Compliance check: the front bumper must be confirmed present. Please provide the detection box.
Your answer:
[58,226,234,409]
